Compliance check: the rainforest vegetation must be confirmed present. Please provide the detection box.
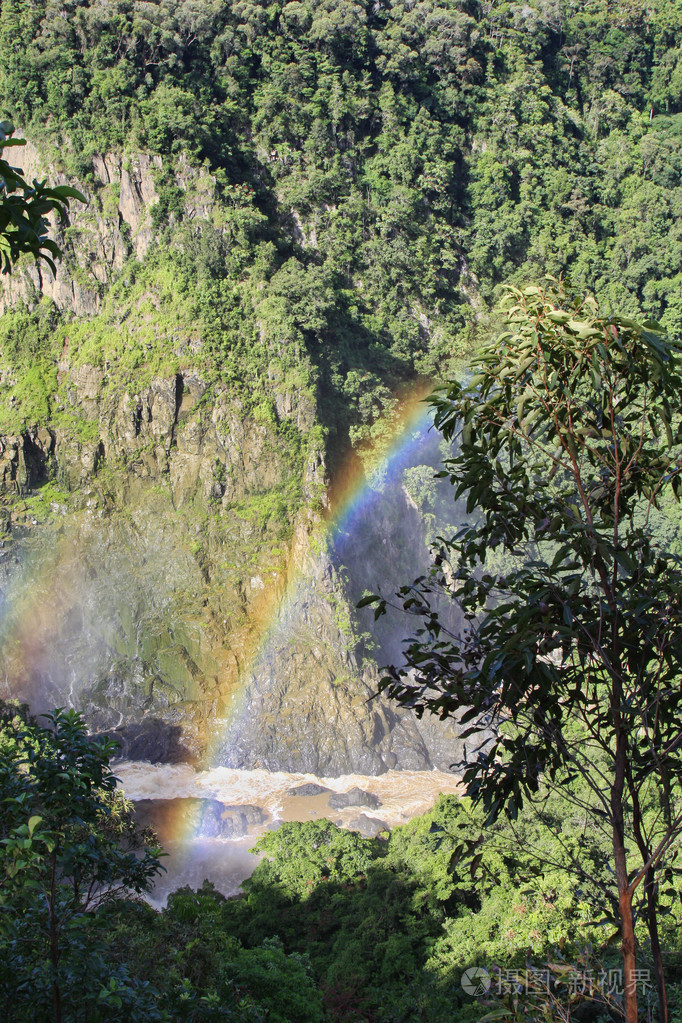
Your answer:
[3,1,682,1022]
[4,700,682,1023]
[3,0,682,448]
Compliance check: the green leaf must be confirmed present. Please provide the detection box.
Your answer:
[27,815,42,836]
[48,185,87,203]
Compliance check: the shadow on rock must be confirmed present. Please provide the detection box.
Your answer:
[96,719,195,764]
[328,787,382,810]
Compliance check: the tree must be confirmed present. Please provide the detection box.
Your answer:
[367,279,682,1023]
[0,702,163,1023]
[0,120,85,274]
[248,819,376,900]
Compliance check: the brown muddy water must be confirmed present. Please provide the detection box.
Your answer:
[115,761,462,906]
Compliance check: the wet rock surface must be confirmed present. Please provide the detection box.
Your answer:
[0,450,477,776]
[0,448,476,776]
[287,783,332,797]
[197,801,267,839]
[328,787,383,810]
[213,543,443,776]
[98,720,195,764]
[133,798,268,844]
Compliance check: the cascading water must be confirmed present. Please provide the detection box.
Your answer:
[0,390,471,901]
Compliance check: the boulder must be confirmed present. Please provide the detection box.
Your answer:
[348,815,389,838]
[286,783,332,797]
[328,787,382,810]
[133,797,268,843]
[197,801,267,839]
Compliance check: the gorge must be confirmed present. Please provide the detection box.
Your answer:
[0,141,476,900]
[3,8,682,1020]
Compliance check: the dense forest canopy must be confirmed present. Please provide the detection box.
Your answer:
[3,0,682,451]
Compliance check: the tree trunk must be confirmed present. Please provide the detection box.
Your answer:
[612,742,638,1023]
[645,871,668,1023]
[618,884,638,1023]
[626,765,668,1023]
[49,851,62,1023]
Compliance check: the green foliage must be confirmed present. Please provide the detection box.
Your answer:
[375,280,682,1022]
[250,819,376,899]
[0,704,328,1022]
[224,796,660,1022]
[2,719,681,1023]
[8,1,682,449]
[0,701,164,1023]
[115,883,325,1023]
[0,296,60,429]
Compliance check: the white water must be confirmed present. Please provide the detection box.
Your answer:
[115,761,462,905]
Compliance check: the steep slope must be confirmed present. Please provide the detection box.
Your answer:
[0,139,473,772]
[3,0,682,771]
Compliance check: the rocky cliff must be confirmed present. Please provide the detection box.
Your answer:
[0,139,469,775]
[0,140,211,318]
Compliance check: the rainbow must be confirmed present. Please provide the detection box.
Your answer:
[328,381,437,550]
[0,380,453,869]
[0,380,442,774]
[202,379,438,764]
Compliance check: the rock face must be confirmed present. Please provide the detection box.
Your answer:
[0,141,213,319]
[0,356,474,774]
[0,430,56,494]
[0,387,475,773]
[94,720,195,765]
[215,564,437,774]
[0,140,474,778]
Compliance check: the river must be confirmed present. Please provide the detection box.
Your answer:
[116,760,462,906]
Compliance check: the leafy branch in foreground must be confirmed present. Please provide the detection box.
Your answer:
[370,279,682,1023]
